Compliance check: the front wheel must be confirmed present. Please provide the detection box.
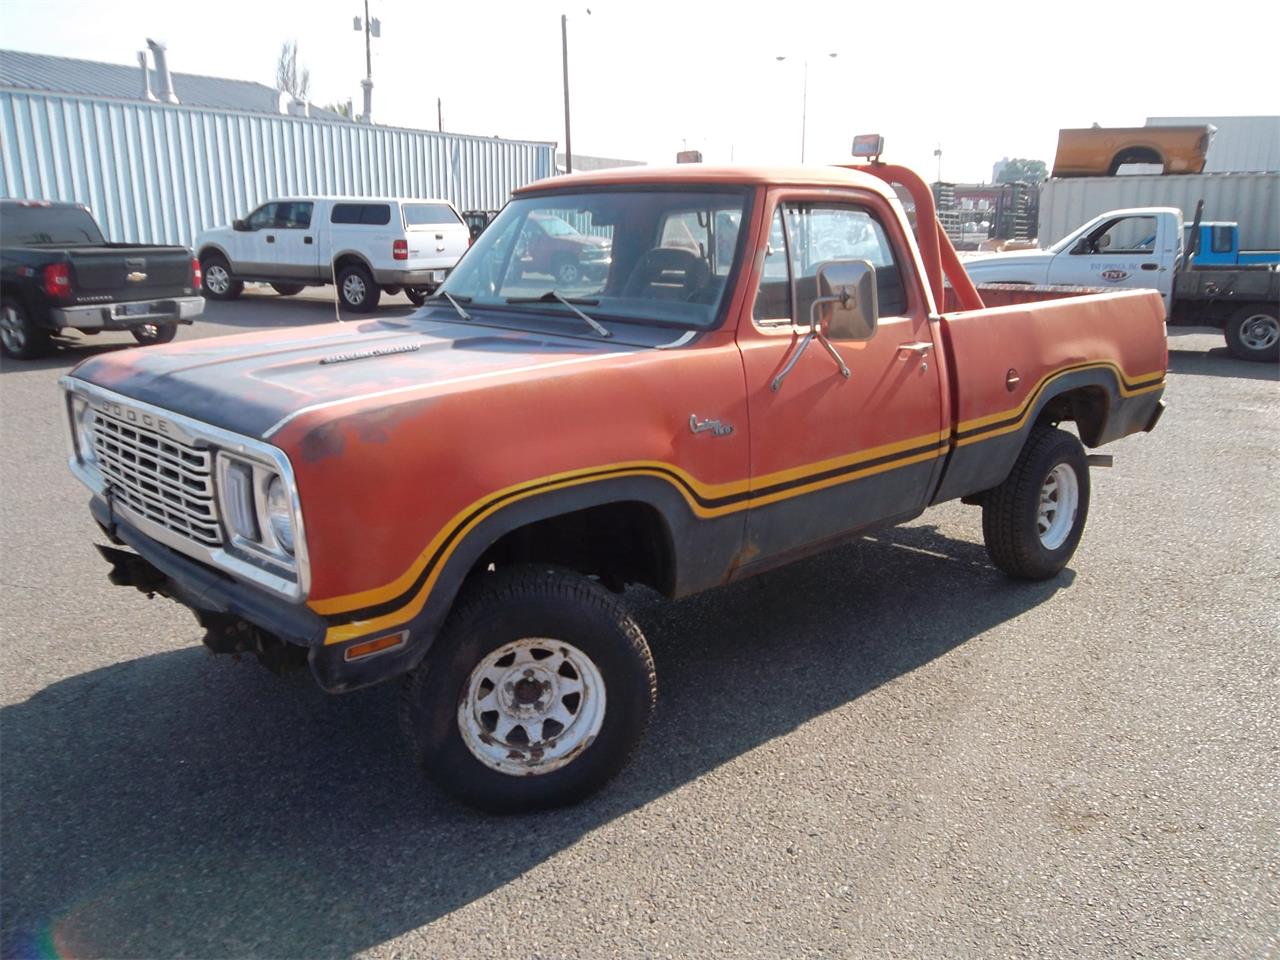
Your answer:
[200,253,243,300]
[982,426,1091,580]
[1224,305,1279,362]
[399,567,656,813]
[131,323,177,346]
[555,258,581,285]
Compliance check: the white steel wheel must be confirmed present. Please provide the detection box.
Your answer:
[205,263,230,295]
[458,637,606,777]
[1037,463,1079,550]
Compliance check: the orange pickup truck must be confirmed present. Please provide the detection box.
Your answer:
[60,154,1167,812]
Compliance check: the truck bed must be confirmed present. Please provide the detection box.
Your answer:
[933,288,1167,503]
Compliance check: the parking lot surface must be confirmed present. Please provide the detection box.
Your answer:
[1,294,1276,959]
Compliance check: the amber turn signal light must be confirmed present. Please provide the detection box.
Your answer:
[344,631,408,662]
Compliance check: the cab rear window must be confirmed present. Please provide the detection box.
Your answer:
[330,203,392,226]
[403,203,462,226]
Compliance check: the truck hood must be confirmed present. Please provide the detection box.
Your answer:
[964,250,1053,274]
[68,314,633,441]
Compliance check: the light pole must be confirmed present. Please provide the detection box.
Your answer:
[352,0,382,123]
[775,52,837,163]
[561,10,591,174]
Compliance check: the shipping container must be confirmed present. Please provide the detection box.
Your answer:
[1038,173,1280,250]
[0,91,557,249]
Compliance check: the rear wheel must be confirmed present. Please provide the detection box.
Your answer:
[336,263,381,312]
[270,283,305,297]
[131,323,177,346]
[982,426,1090,580]
[0,297,50,360]
[400,567,656,813]
[1224,305,1279,362]
[201,253,243,300]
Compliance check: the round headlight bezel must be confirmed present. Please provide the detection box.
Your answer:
[266,474,295,555]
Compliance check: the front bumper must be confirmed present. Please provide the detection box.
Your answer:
[53,295,204,331]
[91,496,325,646]
[373,267,452,286]
[91,498,428,693]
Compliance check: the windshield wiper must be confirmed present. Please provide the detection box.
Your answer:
[505,291,611,339]
[427,291,472,321]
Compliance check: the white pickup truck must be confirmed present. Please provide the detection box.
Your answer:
[196,197,471,311]
[965,206,1280,361]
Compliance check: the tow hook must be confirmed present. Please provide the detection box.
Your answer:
[1086,454,1114,468]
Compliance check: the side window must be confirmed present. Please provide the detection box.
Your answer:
[277,201,313,229]
[1089,215,1158,254]
[330,203,360,225]
[753,207,792,323]
[785,204,907,318]
[246,203,279,230]
[361,204,392,226]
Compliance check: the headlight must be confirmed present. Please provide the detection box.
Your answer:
[266,475,295,555]
[72,397,98,467]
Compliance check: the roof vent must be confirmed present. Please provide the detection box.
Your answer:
[145,38,179,104]
[138,51,158,102]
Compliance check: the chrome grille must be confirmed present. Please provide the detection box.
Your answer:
[91,412,222,547]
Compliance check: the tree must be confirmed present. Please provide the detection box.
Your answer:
[323,101,353,120]
[997,158,1048,184]
[275,40,311,101]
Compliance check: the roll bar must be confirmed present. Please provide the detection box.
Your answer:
[839,162,986,313]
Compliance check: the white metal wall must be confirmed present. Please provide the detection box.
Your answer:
[1038,173,1280,250]
[0,90,556,248]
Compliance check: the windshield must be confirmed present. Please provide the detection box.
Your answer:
[1,205,105,246]
[441,188,750,330]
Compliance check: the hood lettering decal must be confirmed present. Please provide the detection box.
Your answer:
[320,343,422,365]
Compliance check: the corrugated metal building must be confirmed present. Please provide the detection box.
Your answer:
[0,50,556,248]
[1146,116,1280,174]
[1038,172,1280,250]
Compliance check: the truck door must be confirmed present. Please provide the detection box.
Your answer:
[735,191,946,570]
[236,202,280,275]
[1047,211,1178,313]
[267,201,319,280]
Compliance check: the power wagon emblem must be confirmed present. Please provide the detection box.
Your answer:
[1099,269,1129,282]
[689,415,733,437]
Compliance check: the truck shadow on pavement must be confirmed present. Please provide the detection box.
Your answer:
[0,524,1072,959]
[1166,345,1279,382]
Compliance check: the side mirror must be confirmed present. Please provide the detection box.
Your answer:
[232,218,249,232]
[811,259,878,341]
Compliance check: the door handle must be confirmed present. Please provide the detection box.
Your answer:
[1141,262,1158,271]
[303,236,313,245]
[898,341,933,356]
[265,235,275,243]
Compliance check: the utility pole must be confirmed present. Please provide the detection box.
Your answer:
[437,97,443,132]
[561,14,572,173]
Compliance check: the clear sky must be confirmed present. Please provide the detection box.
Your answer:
[2,0,1277,182]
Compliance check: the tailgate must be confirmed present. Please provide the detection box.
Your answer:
[402,203,470,268]
[68,245,195,302]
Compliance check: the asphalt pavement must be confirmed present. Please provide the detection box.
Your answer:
[1,291,1276,959]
